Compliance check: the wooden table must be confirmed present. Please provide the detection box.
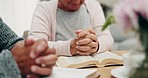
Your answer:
[93,51,127,78]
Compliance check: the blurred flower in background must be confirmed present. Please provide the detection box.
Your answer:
[113,0,148,32]
[102,0,148,78]
[113,0,148,78]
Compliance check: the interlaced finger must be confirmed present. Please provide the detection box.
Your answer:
[76,38,92,46]
[86,34,97,42]
[76,31,88,39]
[86,42,98,48]
[76,45,92,52]
[77,48,97,56]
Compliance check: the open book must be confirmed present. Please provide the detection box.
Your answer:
[56,51,123,68]
[47,67,99,78]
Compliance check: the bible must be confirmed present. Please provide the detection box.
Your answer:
[56,51,123,68]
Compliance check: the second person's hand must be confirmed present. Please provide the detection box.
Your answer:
[27,39,58,78]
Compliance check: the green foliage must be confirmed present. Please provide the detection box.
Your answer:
[130,13,148,78]
[101,15,115,31]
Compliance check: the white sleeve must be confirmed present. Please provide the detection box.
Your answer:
[48,39,72,56]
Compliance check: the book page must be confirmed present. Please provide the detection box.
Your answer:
[47,67,99,78]
[92,51,122,64]
[56,56,99,68]
[61,56,95,64]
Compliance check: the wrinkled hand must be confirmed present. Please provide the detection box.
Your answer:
[11,39,36,76]
[70,29,99,56]
[27,39,57,78]
[11,38,57,77]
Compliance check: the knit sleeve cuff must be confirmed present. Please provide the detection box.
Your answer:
[0,18,24,51]
[6,38,24,50]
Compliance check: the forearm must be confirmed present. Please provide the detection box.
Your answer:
[0,50,21,78]
[0,18,23,52]
[47,40,72,56]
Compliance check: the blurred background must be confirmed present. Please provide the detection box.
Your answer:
[0,0,40,36]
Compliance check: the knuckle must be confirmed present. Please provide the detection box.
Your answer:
[91,49,95,52]
[49,48,56,54]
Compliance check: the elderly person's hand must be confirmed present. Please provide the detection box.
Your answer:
[27,39,58,78]
[70,29,99,56]
[11,38,57,78]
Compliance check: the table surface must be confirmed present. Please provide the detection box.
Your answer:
[92,51,127,78]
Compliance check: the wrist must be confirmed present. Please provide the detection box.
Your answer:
[8,38,24,50]
[11,41,24,62]
[70,39,78,56]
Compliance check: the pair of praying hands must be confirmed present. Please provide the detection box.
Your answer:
[11,38,57,78]
[70,29,99,56]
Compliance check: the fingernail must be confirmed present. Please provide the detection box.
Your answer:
[26,75,31,78]
[76,46,79,49]
[31,66,37,72]
[77,51,80,54]
[30,52,36,59]
[35,59,40,64]
[76,42,79,45]
[91,34,94,35]
[75,37,78,39]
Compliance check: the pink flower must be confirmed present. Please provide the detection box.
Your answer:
[113,0,148,32]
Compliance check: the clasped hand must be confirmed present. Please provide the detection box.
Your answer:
[11,38,58,78]
[70,29,99,56]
